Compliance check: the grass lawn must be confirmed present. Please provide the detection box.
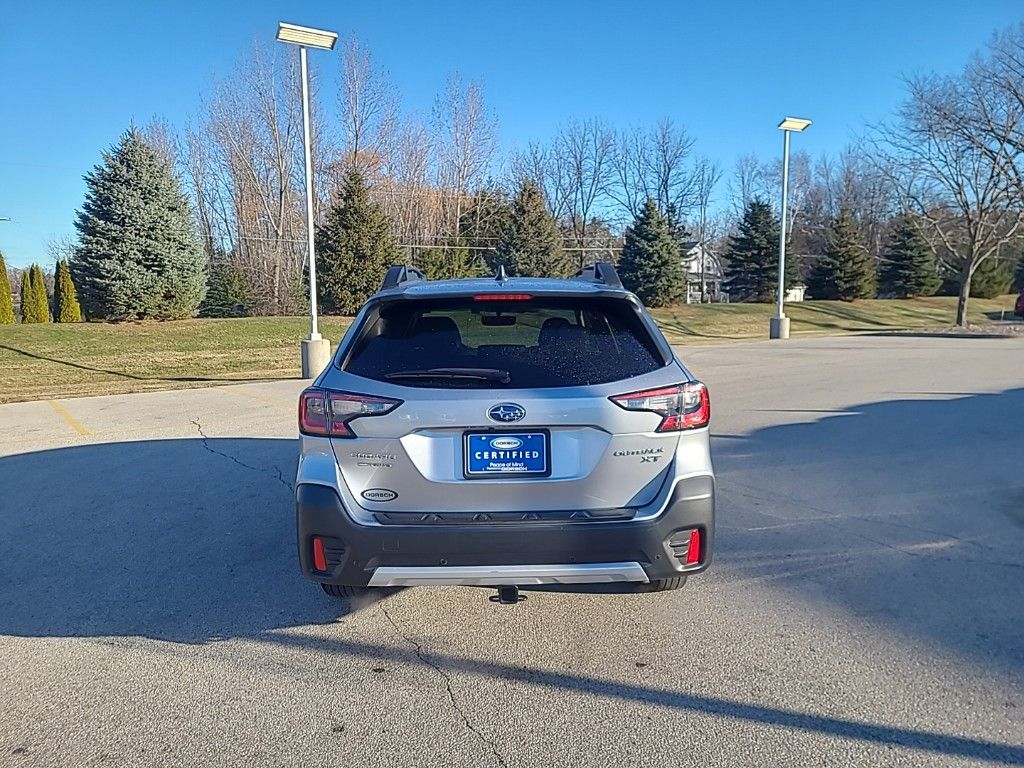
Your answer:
[651,294,1018,343]
[0,295,1018,403]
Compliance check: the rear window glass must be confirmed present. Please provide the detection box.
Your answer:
[343,296,666,388]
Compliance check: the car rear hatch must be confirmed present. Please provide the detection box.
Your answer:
[310,290,702,519]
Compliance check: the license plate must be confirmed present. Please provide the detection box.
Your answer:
[464,431,549,478]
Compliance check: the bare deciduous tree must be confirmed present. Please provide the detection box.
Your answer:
[432,74,497,244]
[612,119,697,223]
[873,45,1024,325]
[338,35,397,172]
[185,44,312,314]
[509,142,566,219]
[690,157,723,301]
[551,118,616,265]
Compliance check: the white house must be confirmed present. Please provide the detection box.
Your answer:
[680,241,725,303]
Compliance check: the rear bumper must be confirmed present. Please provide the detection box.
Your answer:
[296,476,714,586]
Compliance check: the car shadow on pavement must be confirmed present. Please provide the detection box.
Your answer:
[713,386,1024,679]
[0,437,358,643]
[252,630,1024,765]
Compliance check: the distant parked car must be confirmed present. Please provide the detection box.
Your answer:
[1015,293,1024,319]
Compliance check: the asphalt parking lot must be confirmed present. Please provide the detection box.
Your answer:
[1,334,1022,767]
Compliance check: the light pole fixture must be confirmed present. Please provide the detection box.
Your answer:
[276,21,338,377]
[770,116,812,340]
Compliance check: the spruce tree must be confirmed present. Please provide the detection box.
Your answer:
[316,169,403,315]
[29,264,51,322]
[53,259,83,322]
[462,191,513,273]
[878,215,940,298]
[969,256,1014,299]
[71,129,205,320]
[496,180,570,277]
[724,199,789,302]
[808,207,876,301]
[0,252,14,324]
[199,256,250,317]
[419,239,485,280]
[617,199,685,307]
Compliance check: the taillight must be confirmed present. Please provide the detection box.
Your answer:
[473,294,533,301]
[298,388,402,438]
[610,381,710,432]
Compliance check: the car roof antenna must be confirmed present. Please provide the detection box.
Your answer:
[495,264,508,283]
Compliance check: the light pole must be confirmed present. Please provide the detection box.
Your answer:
[276,21,339,377]
[769,116,812,340]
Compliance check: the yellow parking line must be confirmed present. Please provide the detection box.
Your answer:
[46,400,90,436]
[217,387,294,411]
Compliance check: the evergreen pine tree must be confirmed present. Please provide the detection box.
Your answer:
[199,256,251,317]
[316,169,403,315]
[461,191,513,273]
[0,252,14,324]
[617,199,685,307]
[53,259,83,322]
[724,199,787,302]
[496,180,570,277]
[29,264,51,322]
[20,271,33,323]
[71,128,206,320]
[419,239,485,280]
[969,256,1015,299]
[808,207,876,301]
[878,215,940,298]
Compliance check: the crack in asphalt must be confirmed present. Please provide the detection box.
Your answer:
[379,602,509,768]
[191,418,294,493]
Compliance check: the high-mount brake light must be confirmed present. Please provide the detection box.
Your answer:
[610,381,710,432]
[473,294,533,301]
[298,388,403,438]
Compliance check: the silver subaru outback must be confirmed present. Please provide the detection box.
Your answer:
[295,263,714,599]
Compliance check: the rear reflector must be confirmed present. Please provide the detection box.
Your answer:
[473,294,533,301]
[685,529,701,566]
[312,537,328,572]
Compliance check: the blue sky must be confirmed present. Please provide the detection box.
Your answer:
[1,0,1022,268]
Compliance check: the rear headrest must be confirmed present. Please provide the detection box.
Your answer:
[412,315,462,346]
[414,316,459,335]
[538,317,574,346]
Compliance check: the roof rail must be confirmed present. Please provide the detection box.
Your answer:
[381,265,426,291]
[573,262,623,289]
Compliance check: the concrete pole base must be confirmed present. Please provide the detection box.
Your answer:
[301,338,332,378]
[769,316,791,340]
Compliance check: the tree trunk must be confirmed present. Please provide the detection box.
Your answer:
[955,269,972,327]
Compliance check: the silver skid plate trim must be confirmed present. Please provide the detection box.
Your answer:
[367,562,650,587]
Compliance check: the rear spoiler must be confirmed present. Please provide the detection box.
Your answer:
[381,265,426,291]
[572,262,623,289]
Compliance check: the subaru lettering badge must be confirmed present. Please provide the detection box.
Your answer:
[488,403,526,423]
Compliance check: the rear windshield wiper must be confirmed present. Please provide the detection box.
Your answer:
[384,367,512,384]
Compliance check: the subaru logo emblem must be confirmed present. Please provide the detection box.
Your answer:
[488,403,525,423]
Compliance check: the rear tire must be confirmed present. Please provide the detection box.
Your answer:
[635,576,687,593]
[320,583,365,599]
